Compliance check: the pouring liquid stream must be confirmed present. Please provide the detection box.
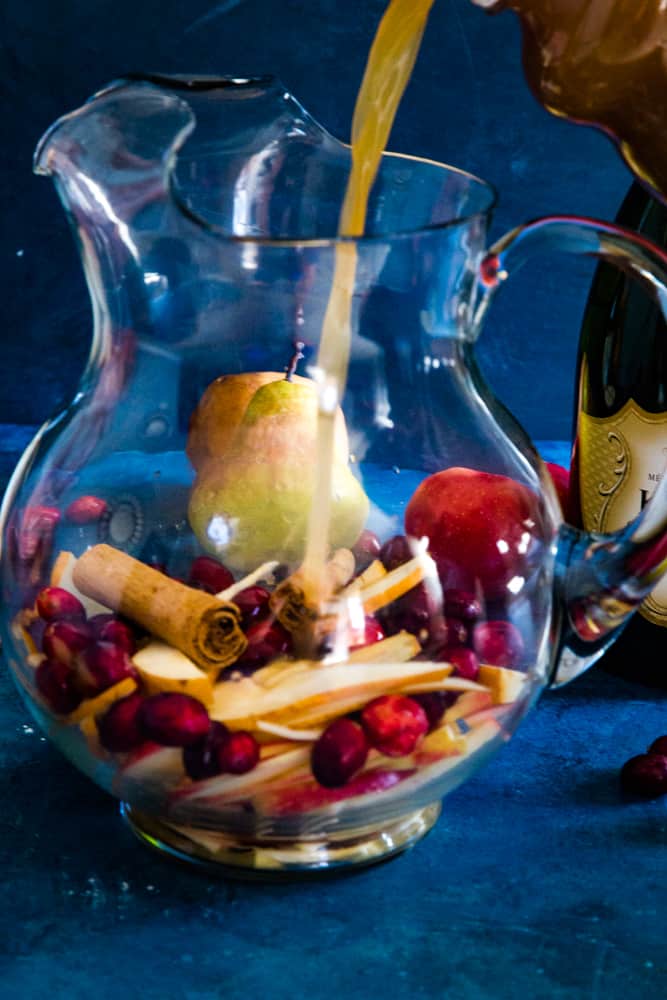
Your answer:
[301,0,436,596]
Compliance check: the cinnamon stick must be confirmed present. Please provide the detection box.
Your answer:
[269,548,355,634]
[73,544,247,673]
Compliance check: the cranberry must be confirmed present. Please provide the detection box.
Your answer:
[234,620,291,672]
[412,691,458,731]
[96,693,145,752]
[352,529,382,571]
[188,556,234,594]
[378,583,445,646]
[217,730,260,775]
[649,736,667,756]
[183,721,230,780]
[473,620,524,667]
[137,693,211,747]
[620,753,667,799]
[442,646,480,681]
[89,614,136,654]
[36,586,85,623]
[232,586,271,628]
[361,694,429,757]
[311,718,369,788]
[349,615,385,650]
[64,495,108,524]
[35,658,82,714]
[444,589,483,623]
[379,534,413,571]
[443,616,468,647]
[74,640,137,696]
[42,619,93,666]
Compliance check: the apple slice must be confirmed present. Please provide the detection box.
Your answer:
[345,630,421,664]
[64,676,138,725]
[263,766,416,816]
[356,553,427,614]
[210,657,458,728]
[255,719,323,742]
[172,746,311,805]
[50,550,111,618]
[217,560,280,601]
[116,741,185,793]
[420,717,501,759]
[478,664,527,704]
[339,558,387,597]
[443,689,493,724]
[132,641,214,705]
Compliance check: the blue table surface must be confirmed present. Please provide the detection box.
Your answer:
[2,431,667,999]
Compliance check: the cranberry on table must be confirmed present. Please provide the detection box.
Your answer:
[35,658,82,715]
[64,495,109,524]
[36,586,86,623]
[352,529,382,571]
[361,694,429,757]
[73,640,137,696]
[217,730,260,775]
[188,556,234,594]
[42,619,93,667]
[311,718,369,788]
[620,753,667,799]
[473,620,524,668]
[649,736,667,756]
[97,692,145,752]
[183,721,230,780]
[137,693,211,747]
[232,586,271,628]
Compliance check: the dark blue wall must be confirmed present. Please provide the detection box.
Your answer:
[1,0,631,440]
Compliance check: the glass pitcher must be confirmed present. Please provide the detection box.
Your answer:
[2,75,666,874]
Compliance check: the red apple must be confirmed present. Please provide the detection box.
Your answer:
[404,467,544,599]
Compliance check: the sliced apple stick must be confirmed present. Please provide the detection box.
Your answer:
[399,676,488,695]
[346,630,421,664]
[64,676,138,725]
[338,558,386,597]
[211,657,457,727]
[173,746,311,805]
[478,664,527,705]
[443,689,493,725]
[50,550,111,618]
[420,717,501,757]
[255,719,323,742]
[217,560,280,601]
[259,739,302,760]
[356,550,433,615]
[132,640,214,705]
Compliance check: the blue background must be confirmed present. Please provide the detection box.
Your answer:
[2,0,631,441]
[3,5,667,997]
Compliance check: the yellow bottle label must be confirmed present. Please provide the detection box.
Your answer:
[579,399,667,627]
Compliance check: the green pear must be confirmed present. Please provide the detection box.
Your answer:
[188,377,369,571]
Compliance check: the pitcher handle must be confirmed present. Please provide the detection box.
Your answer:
[476,215,667,686]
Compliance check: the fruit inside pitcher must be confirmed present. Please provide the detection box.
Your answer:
[7,0,546,826]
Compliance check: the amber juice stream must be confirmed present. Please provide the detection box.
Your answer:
[302,0,436,592]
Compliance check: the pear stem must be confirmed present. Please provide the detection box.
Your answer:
[285,341,305,382]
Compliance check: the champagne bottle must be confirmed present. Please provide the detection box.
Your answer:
[571,182,667,684]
